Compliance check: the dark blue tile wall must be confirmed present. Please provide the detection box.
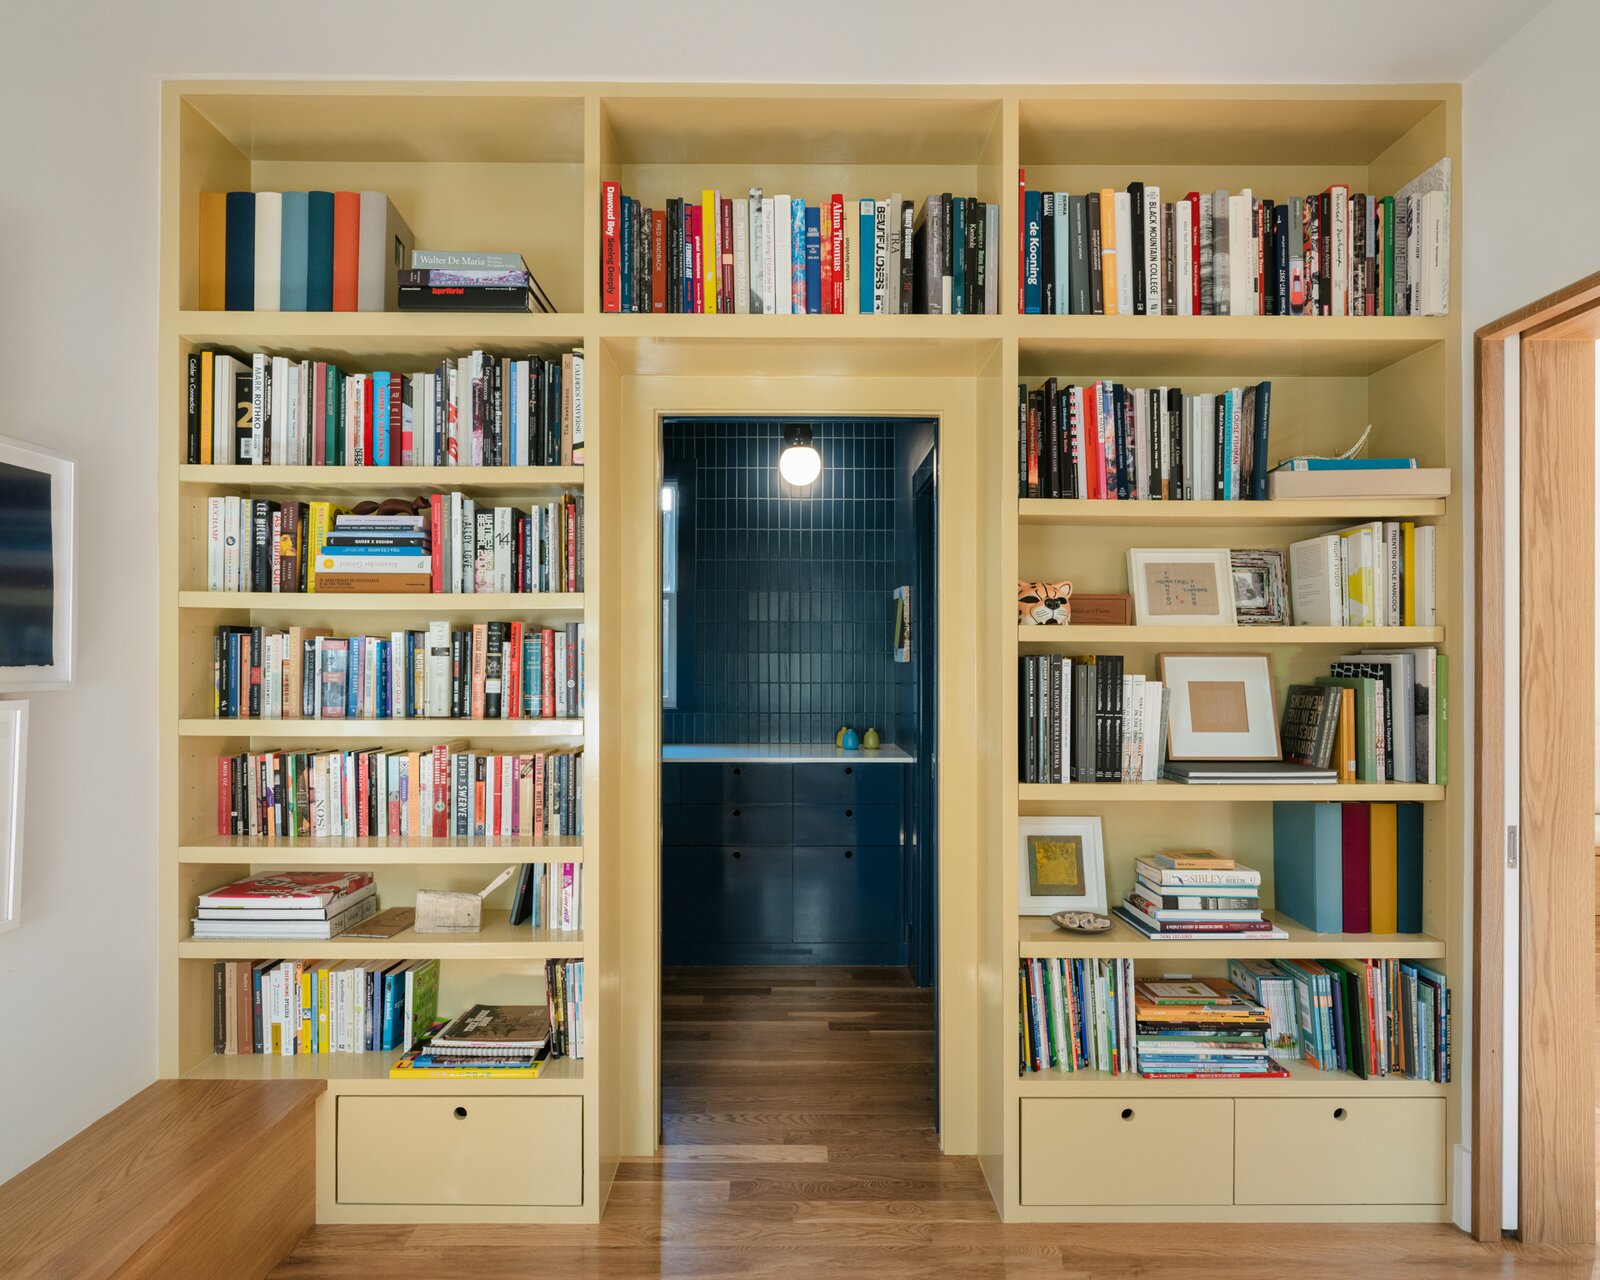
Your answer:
[663,419,921,747]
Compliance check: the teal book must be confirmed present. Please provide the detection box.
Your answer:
[306,191,335,311]
[1272,801,1343,932]
[279,191,309,311]
[1395,801,1424,933]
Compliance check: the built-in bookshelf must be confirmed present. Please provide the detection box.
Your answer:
[159,81,1462,1228]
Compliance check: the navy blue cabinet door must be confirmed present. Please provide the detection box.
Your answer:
[792,846,902,943]
[792,803,901,846]
[803,764,903,805]
[662,845,794,943]
[674,763,793,805]
[662,803,793,846]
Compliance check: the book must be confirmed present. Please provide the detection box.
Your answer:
[429,1003,549,1056]
[198,871,374,911]
[1162,761,1337,784]
[1149,849,1233,871]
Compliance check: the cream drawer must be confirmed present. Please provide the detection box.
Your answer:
[1020,1097,1233,1206]
[1234,1097,1445,1205]
[337,1095,583,1206]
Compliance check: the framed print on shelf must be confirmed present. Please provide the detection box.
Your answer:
[1017,816,1107,916]
[0,700,25,932]
[0,437,76,691]
[1127,547,1236,627]
[1159,651,1280,760]
[1230,549,1290,626]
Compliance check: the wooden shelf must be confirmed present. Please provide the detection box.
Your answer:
[184,1050,585,1089]
[1013,1058,1447,1098]
[1019,497,1448,526]
[179,465,583,493]
[178,591,584,614]
[1016,624,1444,646]
[1016,912,1445,961]
[1019,781,1444,803]
[178,835,584,865]
[179,718,583,740]
[175,310,585,363]
[178,910,581,960]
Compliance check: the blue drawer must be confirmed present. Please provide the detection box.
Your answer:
[662,845,793,944]
[793,846,903,943]
[793,802,901,846]
[671,763,793,805]
[662,803,793,847]
[798,762,903,805]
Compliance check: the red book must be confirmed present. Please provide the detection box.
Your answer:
[565,498,577,592]
[356,754,370,837]
[359,375,375,466]
[1341,801,1372,932]
[198,870,374,909]
[819,207,833,315]
[217,758,231,835]
[391,375,406,466]
[1017,167,1027,315]
[429,495,444,594]
[507,621,523,719]
[311,364,327,466]
[1186,193,1202,313]
[432,746,451,837]
[651,209,667,313]
[719,198,734,313]
[1083,386,1104,499]
[541,629,556,718]
[830,195,845,313]
[332,192,360,311]
[1140,1067,1291,1081]
[600,181,621,313]
[689,205,704,313]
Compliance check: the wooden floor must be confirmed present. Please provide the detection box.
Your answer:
[274,965,1599,1278]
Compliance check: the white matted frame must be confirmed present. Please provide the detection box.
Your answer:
[1017,816,1107,916]
[1159,651,1280,761]
[1127,546,1236,627]
[0,700,26,932]
[0,437,76,690]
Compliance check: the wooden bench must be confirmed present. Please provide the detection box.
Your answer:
[0,1079,323,1279]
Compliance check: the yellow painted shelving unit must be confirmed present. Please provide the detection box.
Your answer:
[158,80,1462,1227]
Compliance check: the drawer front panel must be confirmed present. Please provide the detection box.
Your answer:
[662,803,793,846]
[793,845,903,943]
[661,845,793,943]
[797,763,902,805]
[793,803,901,846]
[1020,1097,1233,1206]
[672,763,793,805]
[1233,1097,1446,1205]
[337,1095,582,1206]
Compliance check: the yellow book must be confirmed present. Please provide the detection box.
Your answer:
[388,1057,544,1079]
[1401,521,1416,625]
[317,963,332,1054]
[701,189,719,314]
[198,191,227,311]
[199,350,215,465]
[1098,189,1118,316]
[297,960,314,1055]
[1368,802,1399,932]
[305,501,340,594]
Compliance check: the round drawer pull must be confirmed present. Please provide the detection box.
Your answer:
[732,850,742,860]
[733,809,742,817]
[844,850,854,860]
[453,1106,469,1119]
[1120,1108,1135,1121]
[1333,1107,1347,1121]
[845,808,854,818]
[732,766,742,775]
[844,766,854,775]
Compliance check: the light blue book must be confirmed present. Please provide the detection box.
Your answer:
[371,369,391,465]
[279,191,309,311]
[1272,801,1343,932]
[1274,457,1419,471]
[859,199,875,313]
[1054,193,1071,316]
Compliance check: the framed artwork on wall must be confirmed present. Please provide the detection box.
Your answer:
[1017,816,1107,915]
[0,437,76,690]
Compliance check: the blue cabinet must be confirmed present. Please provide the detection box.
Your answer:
[661,761,906,965]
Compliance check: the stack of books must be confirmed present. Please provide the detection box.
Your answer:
[192,871,378,941]
[1017,162,1450,317]
[390,1003,550,1078]
[213,956,440,1056]
[1019,957,1136,1075]
[1115,850,1288,941]
[312,509,430,594]
[1133,978,1287,1080]
[397,251,556,314]
[546,959,585,1058]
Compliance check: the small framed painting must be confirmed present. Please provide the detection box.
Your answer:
[0,437,76,690]
[1229,549,1290,626]
[0,699,26,932]
[1159,652,1280,760]
[1127,547,1236,627]
[1017,817,1107,916]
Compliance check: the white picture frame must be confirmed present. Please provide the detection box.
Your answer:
[0,437,76,690]
[1017,816,1107,916]
[1127,547,1237,627]
[0,700,26,933]
[1159,651,1281,761]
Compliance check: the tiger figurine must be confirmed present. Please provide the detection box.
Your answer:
[1017,580,1071,625]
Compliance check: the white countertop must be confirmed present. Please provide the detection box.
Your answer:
[662,743,916,764]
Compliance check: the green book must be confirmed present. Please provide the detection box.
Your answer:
[406,958,442,1050]
[1381,195,1396,316]
[1315,675,1378,781]
[1434,653,1448,786]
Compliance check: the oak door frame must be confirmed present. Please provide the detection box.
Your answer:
[1474,270,1600,1244]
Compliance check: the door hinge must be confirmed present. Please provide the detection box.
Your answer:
[1506,824,1519,869]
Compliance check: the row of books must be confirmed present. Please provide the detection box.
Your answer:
[1018,378,1272,501]
[198,190,414,312]
[216,747,583,839]
[213,953,441,1054]
[601,185,1000,315]
[1231,956,1450,1081]
[186,349,583,468]
[396,251,555,314]
[510,861,584,932]
[389,1003,551,1078]
[1290,523,1437,628]
[1274,801,1424,934]
[1114,850,1287,942]
[1016,162,1451,317]
[211,621,584,721]
[1018,655,1168,784]
[194,870,379,941]
[205,494,583,595]
[1285,648,1446,784]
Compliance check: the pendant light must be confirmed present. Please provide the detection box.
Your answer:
[778,423,822,487]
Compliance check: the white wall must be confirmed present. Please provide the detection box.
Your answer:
[0,0,1569,1182]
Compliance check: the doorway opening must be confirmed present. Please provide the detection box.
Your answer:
[656,415,940,1150]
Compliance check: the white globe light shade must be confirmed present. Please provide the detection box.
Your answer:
[779,442,822,486]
